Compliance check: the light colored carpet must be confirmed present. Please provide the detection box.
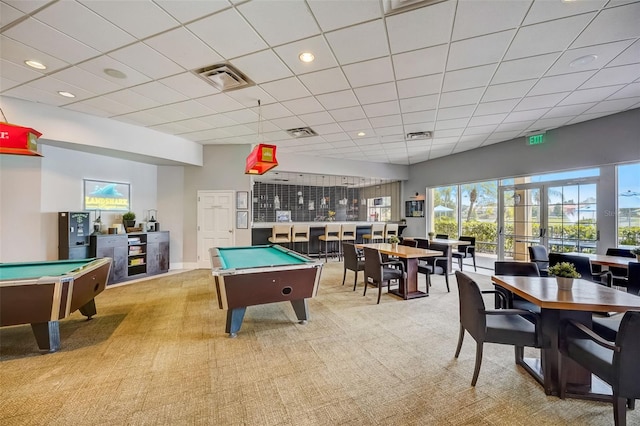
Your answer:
[0,260,634,425]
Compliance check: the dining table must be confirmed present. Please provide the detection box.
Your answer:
[563,252,638,269]
[355,243,442,300]
[403,237,471,273]
[491,274,640,401]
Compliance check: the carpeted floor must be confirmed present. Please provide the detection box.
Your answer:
[0,260,634,425]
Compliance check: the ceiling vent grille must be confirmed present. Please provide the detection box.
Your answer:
[406,131,433,140]
[383,0,446,15]
[286,127,318,138]
[193,63,254,92]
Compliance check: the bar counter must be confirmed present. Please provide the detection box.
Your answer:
[252,222,407,255]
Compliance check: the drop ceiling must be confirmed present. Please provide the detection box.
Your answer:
[1,0,639,166]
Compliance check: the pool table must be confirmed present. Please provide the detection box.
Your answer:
[0,257,112,352]
[209,245,322,337]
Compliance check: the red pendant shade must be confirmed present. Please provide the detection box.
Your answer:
[245,144,278,175]
[0,122,43,156]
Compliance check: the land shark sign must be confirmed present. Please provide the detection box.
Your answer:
[83,179,130,211]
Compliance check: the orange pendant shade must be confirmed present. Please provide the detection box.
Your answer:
[0,122,43,156]
[245,143,278,175]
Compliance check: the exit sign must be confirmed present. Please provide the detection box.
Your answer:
[528,133,545,145]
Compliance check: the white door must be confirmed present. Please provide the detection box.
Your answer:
[197,190,234,268]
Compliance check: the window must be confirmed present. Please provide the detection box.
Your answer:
[432,186,458,237]
[367,196,391,222]
[617,163,640,247]
[460,181,498,253]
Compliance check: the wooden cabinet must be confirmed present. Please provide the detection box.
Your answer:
[90,231,169,285]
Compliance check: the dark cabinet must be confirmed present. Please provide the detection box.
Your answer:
[146,232,170,275]
[59,211,91,259]
[90,234,127,284]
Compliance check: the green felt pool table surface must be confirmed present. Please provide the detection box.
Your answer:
[0,259,98,281]
[216,245,312,270]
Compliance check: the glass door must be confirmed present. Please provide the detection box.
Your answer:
[499,185,544,261]
[546,182,598,253]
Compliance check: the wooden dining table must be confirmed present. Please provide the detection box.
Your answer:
[403,237,471,273]
[356,243,442,300]
[491,274,640,400]
[563,252,638,269]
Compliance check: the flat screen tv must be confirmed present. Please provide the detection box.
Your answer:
[83,179,130,211]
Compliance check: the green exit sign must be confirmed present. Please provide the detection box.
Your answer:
[528,133,545,145]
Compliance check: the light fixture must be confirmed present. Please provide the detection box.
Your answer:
[245,100,278,175]
[104,68,127,79]
[24,60,46,70]
[569,54,597,68]
[299,52,315,63]
[357,131,366,137]
[58,91,75,98]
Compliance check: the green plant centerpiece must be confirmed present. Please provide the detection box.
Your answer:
[427,231,435,239]
[388,235,400,246]
[548,262,581,290]
[631,247,640,261]
[122,211,136,228]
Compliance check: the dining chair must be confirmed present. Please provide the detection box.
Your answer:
[291,224,310,256]
[548,253,612,286]
[318,223,341,262]
[559,311,640,426]
[602,248,635,287]
[363,246,406,304]
[400,239,417,247]
[342,242,365,291]
[592,262,640,342]
[267,224,291,247]
[417,241,451,293]
[435,234,448,239]
[452,236,476,271]
[454,271,541,386]
[362,223,385,243]
[527,245,549,276]
[384,223,399,242]
[493,261,541,317]
[339,223,357,252]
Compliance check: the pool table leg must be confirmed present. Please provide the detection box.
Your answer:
[226,308,247,338]
[31,321,60,353]
[290,299,309,324]
[78,298,97,319]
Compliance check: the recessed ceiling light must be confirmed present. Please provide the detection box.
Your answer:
[569,54,597,68]
[357,131,366,137]
[58,91,76,98]
[25,60,46,70]
[104,68,127,79]
[299,52,315,63]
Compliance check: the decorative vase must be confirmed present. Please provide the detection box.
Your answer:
[636,254,640,262]
[556,276,574,291]
[124,220,136,228]
[391,243,398,249]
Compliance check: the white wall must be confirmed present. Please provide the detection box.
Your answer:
[158,166,185,268]
[404,110,640,244]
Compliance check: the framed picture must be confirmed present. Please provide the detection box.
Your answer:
[236,211,248,229]
[236,191,248,209]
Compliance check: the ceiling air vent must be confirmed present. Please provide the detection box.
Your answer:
[193,63,254,92]
[406,131,433,140]
[383,0,447,15]
[286,127,318,138]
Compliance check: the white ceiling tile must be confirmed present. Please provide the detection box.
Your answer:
[463,124,498,135]
[149,121,194,134]
[580,63,640,90]
[170,100,218,119]
[483,80,537,102]
[273,36,337,75]
[558,85,626,105]
[159,73,220,98]
[4,17,100,64]
[109,43,184,79]
[527,117,571,132]
[447,30,515,71]
[437,105,476,121]
[608,39,640,67]
[102,89,159,111]
[403,109,436,125]
[144,104,192,123]
[187,9,267,59]
[49,66,121,95]
[64,102,112,117]
[572,2,640,48]
[443,64,496,92]
[503,108,549,123]
[492,53,560,84]
[404,122,434,134]
[363,101,401,118]
[369,115,403,128]
[529,71,595,96]
[316,90,359,110]
[514,92,569,111]
[545,40,634,76]
[523,0,605,25]
[396,74,442,99]
[299,111,335,126]
[343,57,394,88]
[439,88,484,108]
[261,77,311,102]
[325,20,389,65]
[453,141,484,152]
[145,27,224,71]
[584,97,640,114]
[386,1,455,53]
[269,116,307,130]
[77,56,152,88]
[0,35,69,73]
[237,0,319,46]
[0,58,43,84]
[475,99,519,116]
[79,0,179,39]
[453,0,531,40]
[565,111,614,125]
[231,50,292,84]
[196,93,245,113]
[468,113,508,127]
[3,84,68,106]
[311,123,344,135]
[607,82,640,100]
[74,96,136,116]
[154,0,231,24]
[392,45,448,80]
[329,106,366,122]
[255,102,291,120]
[281,97,324,115]
[542,103,597,119]
[117,110,167,127]
[495,120,536,132]
[339,119,371,131]
[129,81,188,104]
[27,75,95,100]
[0,75,22,91]
[434,128,464,138]
[225,86,276,107]
[174,117,219,132]
[298,67,350,95]
[1,2,23,27]
[399,95,438,113]
[433,116,465,130]
[307,0,381,32]
[505,14,595,60]
[374,125,404,136]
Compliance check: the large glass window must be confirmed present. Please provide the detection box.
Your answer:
[461,181,498,253]
[432,185,458,237]
[617,163,640,246]
[367,196,391,222]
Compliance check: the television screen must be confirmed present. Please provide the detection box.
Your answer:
[84,179,130,211]
[373,197,383,206]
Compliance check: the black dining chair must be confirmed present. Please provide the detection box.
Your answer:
[560,311,640,426]
[454,272,540,386]
[452,236,476,272]
[528,245,549,276]
[435,234,448,239]
[342,242,365,291]
[548,252,612,287]
[417,242,451,293]
[603,248,635,288]
[494,261,541,319]
[363,247,406,304]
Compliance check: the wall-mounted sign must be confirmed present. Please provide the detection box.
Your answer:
[83,179,130,211]
[527,133,545,145]
[0,122,43,156]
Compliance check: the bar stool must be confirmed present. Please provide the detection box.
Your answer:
[268,224,291,247]
[291,224,310,256]
[318,223,341,262]
[384,223,399,242]
[339,223,357,259]
[363,223,385,243]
